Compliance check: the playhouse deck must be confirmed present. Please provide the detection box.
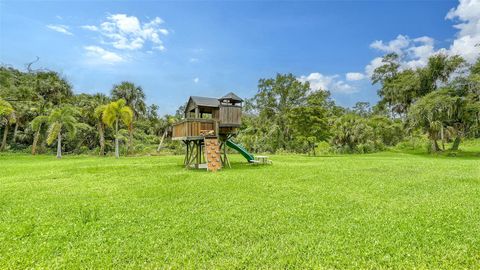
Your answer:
[172,119,218,140]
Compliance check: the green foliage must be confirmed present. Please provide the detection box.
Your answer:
[102,99,133,128]
[252,73,310,151]
[34,71,74,106]
[101,99,134,158]
[372,53,478,152]
[111,81,146,118]
[315,141,331,155]
[368,115,404,146]
[240,74,339,154]
[371,53,400,85]
[1,53,479,157]
[331,113,403,153]
[373,53,465,116]
[288,91,331,155]
[0,98,14,121]
[408,87,480,151]
[331,114,374,153]
[45,106,78,145]
[46,122,62,145]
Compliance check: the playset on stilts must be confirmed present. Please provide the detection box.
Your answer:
[172,92,269,171]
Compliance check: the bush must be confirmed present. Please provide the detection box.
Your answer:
[316,141,331,155]
[395,135,429,151]
[330,113,405,154]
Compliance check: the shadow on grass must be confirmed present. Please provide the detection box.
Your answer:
[174,160,272,173]
[390,148,480,160]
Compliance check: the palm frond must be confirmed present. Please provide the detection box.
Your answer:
[31,115,48,131]
[46,122,62,145]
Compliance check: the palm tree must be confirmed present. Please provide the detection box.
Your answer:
[156,115,176,152]
[111,82,146,154]
[0,98,15,151]
[408,88,460,152]
[111,82,146,117]
[72,93,110,155]
[30,114,48,155]
[102,99,133,158]
[45,107,78,159]
[94,104,107,156]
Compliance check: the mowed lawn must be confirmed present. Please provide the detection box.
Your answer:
[1,151,479,269]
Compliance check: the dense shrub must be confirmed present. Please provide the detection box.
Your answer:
[331,114,404,153]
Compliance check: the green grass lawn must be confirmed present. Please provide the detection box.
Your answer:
[1,149,480,269]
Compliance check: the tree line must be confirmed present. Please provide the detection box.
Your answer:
[1,53,479,158]
[238,53,479,154]
[0,67,175,158]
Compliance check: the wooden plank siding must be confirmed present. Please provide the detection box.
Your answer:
[219,106,242,127]
[172,119,217,140]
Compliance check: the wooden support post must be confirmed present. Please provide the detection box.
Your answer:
[184,140,199,169]
[219,141,224,164]
[187,141,197,169]
[220,139,231,168]
[183,140,188,165]
[196,140,201,168]
[224,142,231,168]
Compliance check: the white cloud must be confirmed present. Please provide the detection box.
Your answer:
[193,77,199,83]
[332,80,356,94]
[298,72,357,94]
[84,46,124,64]
[445,0,480,63]
[81,25,98,31]
[370,34,410,54]
[370,35,437,68]
[298,73,332,90]
[46,24,73,35]
[361,0,480,79]
[365,57,384,78]
[154,44,166,51]
[352,35,438,79]
[346,72,366,81]
[361,34,438,78]
[189,58,199,63]
[84,14,169,51]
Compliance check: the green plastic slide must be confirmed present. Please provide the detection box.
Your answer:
[226,139,255,162]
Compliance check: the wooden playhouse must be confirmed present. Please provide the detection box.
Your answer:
[172,92,255,171]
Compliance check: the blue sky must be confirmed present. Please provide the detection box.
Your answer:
[1,0,479,114]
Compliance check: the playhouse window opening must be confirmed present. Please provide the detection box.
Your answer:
[200,113,212,119]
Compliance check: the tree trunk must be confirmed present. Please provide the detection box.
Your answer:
[451,136,461,151]
[128,129,133,155]
[156,129,168,152]
[98,123,105,156]
[311,142,316,156]
[128,122,133,155]
[115,119,119,159]
[32,129,40,155]
[440,126,445,150]
[1,124,9,151]
[56,133,62,159]
[431,140,440,152]
[12,121,18,144]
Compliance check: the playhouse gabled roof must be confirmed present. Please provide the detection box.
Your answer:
[220,92,243,102]
[190,96,220,107]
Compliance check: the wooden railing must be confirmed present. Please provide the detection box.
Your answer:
[172,119,218,139]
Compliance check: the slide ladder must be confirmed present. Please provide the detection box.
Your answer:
[225,139,255,163]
